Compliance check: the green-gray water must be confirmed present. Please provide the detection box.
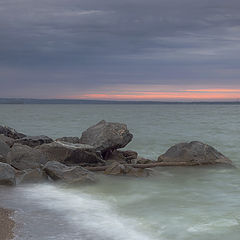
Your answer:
[0,104,239,240]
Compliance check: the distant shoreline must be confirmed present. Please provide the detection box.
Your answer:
[0,98,240,104]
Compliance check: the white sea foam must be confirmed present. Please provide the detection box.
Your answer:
[23,184,159,240]
[187,219,239,233]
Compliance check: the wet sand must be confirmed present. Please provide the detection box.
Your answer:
[0,208,15,240]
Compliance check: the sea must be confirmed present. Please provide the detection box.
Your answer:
[0,103,240,240]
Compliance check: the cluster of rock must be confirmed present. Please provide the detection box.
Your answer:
[0,120,233,186]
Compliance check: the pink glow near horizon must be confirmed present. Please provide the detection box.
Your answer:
[61,87,240,101]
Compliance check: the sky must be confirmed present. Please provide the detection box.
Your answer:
[0,0,240,101]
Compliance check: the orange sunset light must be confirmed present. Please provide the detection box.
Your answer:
[68,88,240,101]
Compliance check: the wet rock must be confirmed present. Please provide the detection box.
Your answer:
[43,161,96,184]
[36,141,105,167]
[158,141,233,165]
[106,150,138,164]
[131,157,155,164]
[0,139,10,158]
[0,154,6,163]
[0,162,16,186]
[0,125,26,139]
[104,162,149,177]
[7,144,48,170]
[56,137,81,144]
[16,168,47,184]
[14,135,53,148]
[80,120,133,156]
[0,134,15,147]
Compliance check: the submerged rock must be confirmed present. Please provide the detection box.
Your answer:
[43,161,96,184]
[36,141,104,167]
[16,168,47,184]
[104,162,149,177]
[0,125,26,139]
[7,144,48,170]
[80,120,133,156]
[56,137,81,144]
[158,141,233,165]
[0,139,10,159]
[0,162,16,186]
[14,135,53,148]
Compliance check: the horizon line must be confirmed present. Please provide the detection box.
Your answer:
[0,98,240,104]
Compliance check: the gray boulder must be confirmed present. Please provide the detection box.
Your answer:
[158,141,233,165]
[7,144,48,170]
[80,120,133,156]
[0,125,26,139]
[14,135,53,148]
[131,157,155,164]
[36,141,104,167]
[104,162,150,177]
[0,134,15,147]
[0,162,16,186]
[0,139,10,158]
[106,150,138,164]
[56,137,80,144]
[16,168,47,184]
[0,154,6,163]
[43,161,96,184]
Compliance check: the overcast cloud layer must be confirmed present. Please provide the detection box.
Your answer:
[0,0,240,98]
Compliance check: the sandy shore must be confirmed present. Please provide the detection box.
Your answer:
[0,208,15,240]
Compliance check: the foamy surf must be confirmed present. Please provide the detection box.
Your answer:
[21,183,159,240]
[187,219,239,233]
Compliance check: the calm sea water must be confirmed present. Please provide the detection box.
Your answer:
[0,104,240,240]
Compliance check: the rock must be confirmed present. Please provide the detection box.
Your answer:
[14,135,53,148]
[158,141,233,165]
[0,162,16,186]
[0,125,26,139]
[36,141,105,167]
[7,144,48,170]
[104,162,149,177]
[16,168,47,184]
[80,120,133,156]
[132,157,155,164]
[106,150,138,164]
[0,154,7,163]
[0,139,10,158]
[56,137,80,144]
[43,161,96,184]
[0,134,15,147]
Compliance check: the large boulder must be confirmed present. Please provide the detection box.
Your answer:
[0,125,26,139]
[158,141,233,165]
[0,162,16,186]
[14,135,53,148]
[16,168,47,184]
[7,144,48,170]
[43,161,96,184]
[56,137,80,144]
[104,162,150,177]
[80,120,133,156]
[0,134,15,147]
[36,141,105,167]
[0,139,10,158]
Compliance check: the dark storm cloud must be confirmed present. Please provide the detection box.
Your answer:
[0,0,240,97]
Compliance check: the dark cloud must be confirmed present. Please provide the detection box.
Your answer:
[0,0,240,97]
